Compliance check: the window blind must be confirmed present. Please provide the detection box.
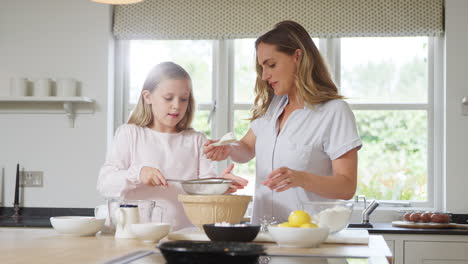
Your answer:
[113,0,444,39]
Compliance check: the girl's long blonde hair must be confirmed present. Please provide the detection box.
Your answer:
[251,20,343,120]
[127,62,195,131]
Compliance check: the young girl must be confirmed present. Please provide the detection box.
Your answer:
[97,62,247,231]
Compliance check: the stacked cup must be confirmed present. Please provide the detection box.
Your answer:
[10,77,28,96]
[56,78,77,97]
[33,78,52,97]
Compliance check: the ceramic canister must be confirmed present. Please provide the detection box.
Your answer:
[10,77,28,96]
[56,78,77,97]
[33,78,52,97]
[115,204,140,239]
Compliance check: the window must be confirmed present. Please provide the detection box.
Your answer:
[118,36,441,208]
[339,37,440,207]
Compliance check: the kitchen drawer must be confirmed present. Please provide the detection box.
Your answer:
[404,241,468,264]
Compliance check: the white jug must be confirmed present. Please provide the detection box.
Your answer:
[115,204,140,239]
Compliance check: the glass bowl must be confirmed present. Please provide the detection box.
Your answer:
[301,200,354,234]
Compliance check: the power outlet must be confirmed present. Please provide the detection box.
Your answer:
[20,171,43,187]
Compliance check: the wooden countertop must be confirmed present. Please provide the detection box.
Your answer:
[0,227,392,264]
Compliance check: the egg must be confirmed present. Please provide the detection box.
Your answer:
[431,213,442,223]
[439,214,450,223]
[403,212,412,222]
[410,213,421,223]
[421,213,432,223]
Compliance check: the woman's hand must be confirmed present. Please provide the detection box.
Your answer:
[203,139,232,161]
[220,164,249,193]
[139,166,168,187]
[263,167,305,192]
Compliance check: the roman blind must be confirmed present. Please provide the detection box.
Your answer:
[113,0,444,39]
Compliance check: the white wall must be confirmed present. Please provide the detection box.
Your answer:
[445,0,468,213]
[0,0,466,212]
[0,0,113,207]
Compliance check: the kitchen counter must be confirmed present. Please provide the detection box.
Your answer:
[0,216,52,227]
[0,227,392,264]
[0,207,93,228]
[353,222,468,235]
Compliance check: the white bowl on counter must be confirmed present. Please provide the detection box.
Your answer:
[50,216,105,237]
[130,223,171,243]
[268,225,329,248]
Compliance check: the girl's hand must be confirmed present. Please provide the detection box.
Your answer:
[220,164,248,193]
[203,139,232,161]
[263,167,304,192]
[140,166,168,187]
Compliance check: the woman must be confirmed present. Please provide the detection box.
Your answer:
[204,21,362,224]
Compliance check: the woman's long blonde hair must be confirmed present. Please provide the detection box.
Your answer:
[127,62,195,131]
[251,20,343,120]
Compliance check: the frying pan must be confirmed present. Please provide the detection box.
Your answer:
[158,241,265,264]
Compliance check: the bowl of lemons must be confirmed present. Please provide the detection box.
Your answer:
[268,210,329,248]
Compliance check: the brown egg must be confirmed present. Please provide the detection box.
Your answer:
[439,214,450,223]
[421,213,432,223]
[403,212,412,221]
[410,213,421,223]
[431,213,442,223]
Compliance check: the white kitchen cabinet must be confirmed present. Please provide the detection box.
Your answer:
[404,241,468,264]
[376,233,468,264]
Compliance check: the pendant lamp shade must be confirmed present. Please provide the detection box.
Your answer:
[90,0,143,4]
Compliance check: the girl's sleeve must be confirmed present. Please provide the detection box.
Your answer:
[197,133,218,179]
[96,125,145,198]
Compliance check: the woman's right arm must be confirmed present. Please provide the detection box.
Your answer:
[204,128,256,163]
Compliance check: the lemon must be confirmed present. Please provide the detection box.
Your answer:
[288,210,311,227]
[278,222,293,227]
[300,223,318,228]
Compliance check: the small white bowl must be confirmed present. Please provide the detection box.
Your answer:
[130,223,171,243]
[268,226,329,248]
[50,216,105,237]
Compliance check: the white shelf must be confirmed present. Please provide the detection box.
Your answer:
[0,96,93,103]
[0,96,95,127]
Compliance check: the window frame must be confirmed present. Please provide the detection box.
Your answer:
[114,36,444,211]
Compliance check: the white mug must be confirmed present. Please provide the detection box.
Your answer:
[33,78,51,97]
[115,205,140,239]
[10,77,28,96]
[56,78,77,97]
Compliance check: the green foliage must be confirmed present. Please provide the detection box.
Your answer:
[192,110,211,138]
[355,110,427,201]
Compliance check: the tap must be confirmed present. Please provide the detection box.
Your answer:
[362,200,379,225]
[348,195,379,228]
[355,195,367,209]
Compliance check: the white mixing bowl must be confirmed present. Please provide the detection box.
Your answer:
[130,223,171,243]
[268,225,329,248]
[50,216,105,237]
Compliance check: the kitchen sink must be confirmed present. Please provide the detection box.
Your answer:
[348,223,374,229]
